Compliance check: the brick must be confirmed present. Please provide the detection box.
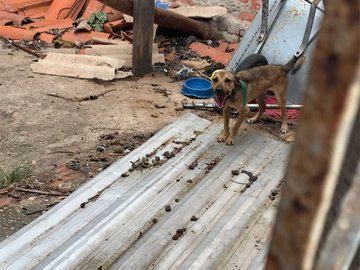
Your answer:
[0,195,16,208]
[251,0,262,11]
[239,12,256,22]
[53,164,68,174]
[189,42,235,66]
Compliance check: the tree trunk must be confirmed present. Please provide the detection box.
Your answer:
[266,0,360,269]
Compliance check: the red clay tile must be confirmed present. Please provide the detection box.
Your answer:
[25,18,73,29]
[103,19,131,33]
[66,0,87,20]
[17,0,53,17]
[103,5,123,22]
[82,0,105,19]
[251,0,262,10]
[0,19,12,25]
[0,195,16,208]
[53,164,68,174]
[32,19,74,32]
[37,32,55,43]
[45,0,86,21]
[0,0,50,13]
[0,24,39,40]
[239,12,256,22]
[61,30,110,43]
[0,10,27,25]
[189,42,237,66]
[83,0,123,21]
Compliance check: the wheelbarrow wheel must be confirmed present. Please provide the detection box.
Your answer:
[236,54,268,72]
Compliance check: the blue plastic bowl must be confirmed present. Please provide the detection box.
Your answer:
[181,78,214,99]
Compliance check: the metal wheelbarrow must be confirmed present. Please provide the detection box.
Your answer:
[183,0,325,110]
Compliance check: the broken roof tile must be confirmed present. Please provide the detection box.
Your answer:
[103,19,130,33]
[0,19,12,25]
[24,18,73,29]
[61,30,110,43]
[17,0,53,17]
[82,0,104,19]
[189,42,238,66]
[32,19,74,32]
[83,0,123,22]
[0,10,29,26]
[0,24,39,40]
[0,0,50,13]
[45,0,86,21]
[65,0,87,20]
[36,32,55,43]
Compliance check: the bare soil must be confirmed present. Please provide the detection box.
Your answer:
[0,45,296,241]
[0,46,190,240]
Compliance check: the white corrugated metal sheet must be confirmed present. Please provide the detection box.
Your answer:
[0,113,290,270]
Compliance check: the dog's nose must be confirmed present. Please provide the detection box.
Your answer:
[215,88,223,94]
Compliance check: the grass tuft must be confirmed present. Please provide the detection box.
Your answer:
[0,163,32,189]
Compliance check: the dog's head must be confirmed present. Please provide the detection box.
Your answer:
[210,69,236,108]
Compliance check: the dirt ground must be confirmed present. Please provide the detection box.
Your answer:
[0,45,189,239]
[0,44,296,241]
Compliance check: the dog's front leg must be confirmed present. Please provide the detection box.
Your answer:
[217,105,230,143]
[226,107,247,145]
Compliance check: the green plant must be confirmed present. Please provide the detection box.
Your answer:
[0,163,32,189]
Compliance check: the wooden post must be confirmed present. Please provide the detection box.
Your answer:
[132,0,154,77]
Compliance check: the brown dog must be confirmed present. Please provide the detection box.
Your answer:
[211,58,297,145]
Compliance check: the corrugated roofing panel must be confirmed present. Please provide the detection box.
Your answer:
[0,114,290,270]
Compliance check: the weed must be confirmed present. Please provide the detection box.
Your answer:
[0,163,32,189]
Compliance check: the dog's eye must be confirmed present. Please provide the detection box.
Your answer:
[212,77,218,83]
[225,78,232,83]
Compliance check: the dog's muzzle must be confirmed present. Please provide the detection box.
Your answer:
[215,88,223,94]
[214,88,228,109]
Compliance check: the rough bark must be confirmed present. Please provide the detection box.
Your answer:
[266,0,360,269]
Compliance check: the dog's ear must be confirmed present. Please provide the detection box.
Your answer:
[210,69,222,81]
[234,75,241,86]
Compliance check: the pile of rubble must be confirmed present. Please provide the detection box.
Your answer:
[0,0,131,45]
[0,0,240,80]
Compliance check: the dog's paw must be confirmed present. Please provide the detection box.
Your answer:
[217,133,229,143]
[225,136,235,146]
[280,124,289,133]
[246,117,258,124]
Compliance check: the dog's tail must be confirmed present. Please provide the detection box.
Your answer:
[281,55,308,74]
[281,56,300,73]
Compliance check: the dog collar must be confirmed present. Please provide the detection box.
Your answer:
[240,80,247,106]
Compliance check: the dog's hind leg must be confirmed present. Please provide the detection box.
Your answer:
[247,93,266,123]
[275,86,289,133]
[217,105,231,142]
